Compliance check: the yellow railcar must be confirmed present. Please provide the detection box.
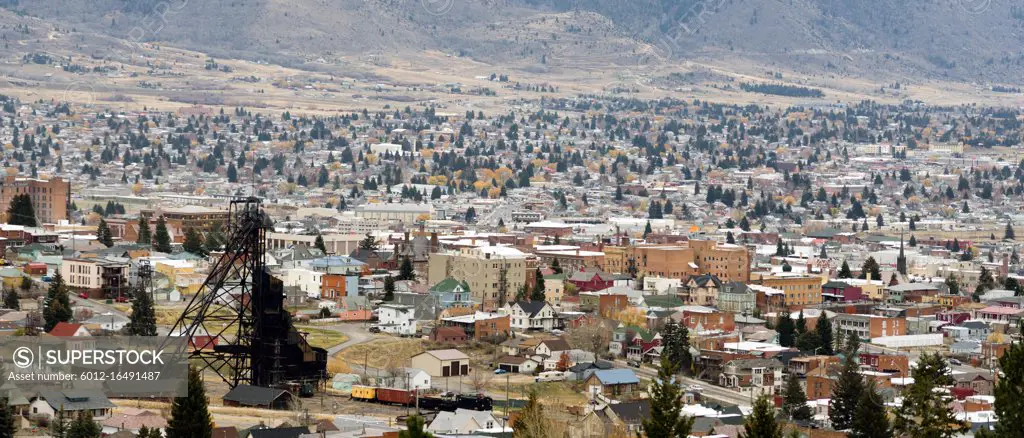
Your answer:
[350,385,376,401]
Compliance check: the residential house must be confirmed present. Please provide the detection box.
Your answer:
[428,409,500,435]
[953,372,994,396]
[429,278,477,309]
[568,268,616,292]
[821,280,864,302]
[430,326,468,344]
[682,274,722,306]
[503,301,558,332]
[942,320,991,342]
[584,369,640,398]
[30,389,115,421]
[377,304,418,336]
[718,358,784,397]
[544,273,567,307]
[717,281,756,314]
[101,408,167,436]
[439,311,510,340]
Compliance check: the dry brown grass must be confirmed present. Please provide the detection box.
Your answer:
[336,337,424,370]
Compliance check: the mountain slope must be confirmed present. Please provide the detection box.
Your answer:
[1,0,1022,83]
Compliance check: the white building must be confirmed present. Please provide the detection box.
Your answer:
[282,268,323,299]
[377,304,418,335]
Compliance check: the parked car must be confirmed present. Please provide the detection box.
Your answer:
[687,384,704,392]
[627,360,642,368]
[368,326,381,334]
[115,295,129,303]
[949,358,962,366]
[534,371,567,382]
[77,292,89,299]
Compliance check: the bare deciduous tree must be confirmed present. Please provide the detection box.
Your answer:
[566,317,613,358]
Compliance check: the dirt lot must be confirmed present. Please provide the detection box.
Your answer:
[336,337,425,370]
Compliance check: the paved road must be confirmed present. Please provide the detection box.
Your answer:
[318,322,378,355]
[613,359,751,407]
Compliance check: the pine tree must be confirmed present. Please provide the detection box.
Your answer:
[398,256,415,281]
[1006,222,1015,240]
[97,218,114,247]
[795,310,806,334]
[153,216,172,253]
[908,234,917,247]
[3,288,18,310]
[661,319,692,374]
[6,193,36,226]
[137,214,151,245]
[642,357,694,438]
[67,409,101,438]
[829,354,864,430]
[849,379,892,438]
[781,374,812,421]
[989,341,1024,436]
[643,220,653,237]
[511,390,545,438]
[166,367,213,438]
[777,312,795,347]
[182,228,205,256]
[838,260,853,278]
[815,315,834,355]
[740,395,784,438]
[844,329,860,356]
[531,268,546,302]
[50,406,68,438]
[0,397,15,438]
[893,353,968,437]
[127,285,157,336]
[314,234,327,253]
[43,272,72,332]
[383,276,395,302]
[859,257,880,280]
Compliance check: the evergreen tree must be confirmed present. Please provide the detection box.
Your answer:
[838,260,853,278]
[844,330,860,356]
[893,353,967,438]
[314,234,327,253]
[127,286,157,336]
[6,193,36,226]
[511,391,544,438]
[50,406,68,438]
[137,214,151,245]
[153,216,172,253]
[815,315,834,355]
[531,268,546,302]
[740,395,784,438]
[908,235,917,247]
[67,409,101,438]
[97,218,114,247]
[781,374,812,421]
[859,257,880,280]
[777,312,795,347]
[829,354,864,430]
[43,272,72,332]
[989,341,1024,436]
[643,220,653,237]
[383,276,395,302]
[849,379,892,438]
[399,415,433,438]
[661,319,692,374]
[3,288,18,310]
[795,310,806,334]
[166,366,213,438]
[398,256,415,281]
[1006,222,1016,240]
[182,228,206,256]
[642,357,694,438]
[0,397,16,438]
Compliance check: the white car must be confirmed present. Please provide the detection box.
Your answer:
[687,384,704,392]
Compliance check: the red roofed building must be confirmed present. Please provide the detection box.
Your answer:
[48,322,90,337]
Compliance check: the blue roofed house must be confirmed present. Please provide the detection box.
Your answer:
[584,368,640,398]
[430,278,477,309]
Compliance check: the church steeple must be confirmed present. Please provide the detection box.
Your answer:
[897,231,908,275]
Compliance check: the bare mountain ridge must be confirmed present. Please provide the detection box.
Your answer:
[2,0,1023,83]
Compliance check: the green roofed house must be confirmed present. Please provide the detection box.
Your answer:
[641,294,684,309]
[430,277,477,309]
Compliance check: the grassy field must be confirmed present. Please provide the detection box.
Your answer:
[336,337,425,370]
[296,326,348,350]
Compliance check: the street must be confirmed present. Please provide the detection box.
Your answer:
[613,359,752,407]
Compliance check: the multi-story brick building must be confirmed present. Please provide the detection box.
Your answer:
[833,313,906,340]
[603,240,751,283]
[754,273,823,310]
[0,176,70,224]
[426,245,528,311]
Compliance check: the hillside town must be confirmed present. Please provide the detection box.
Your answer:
[0,92,1020,438]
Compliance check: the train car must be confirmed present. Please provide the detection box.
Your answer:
[376,387,417,406]
[351,385,377,401]
[418,396,456,411]
[456,394,493,411]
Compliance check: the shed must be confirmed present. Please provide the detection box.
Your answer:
[223,385,295,410]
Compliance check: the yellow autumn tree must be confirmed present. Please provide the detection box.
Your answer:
[616,307,647,327]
